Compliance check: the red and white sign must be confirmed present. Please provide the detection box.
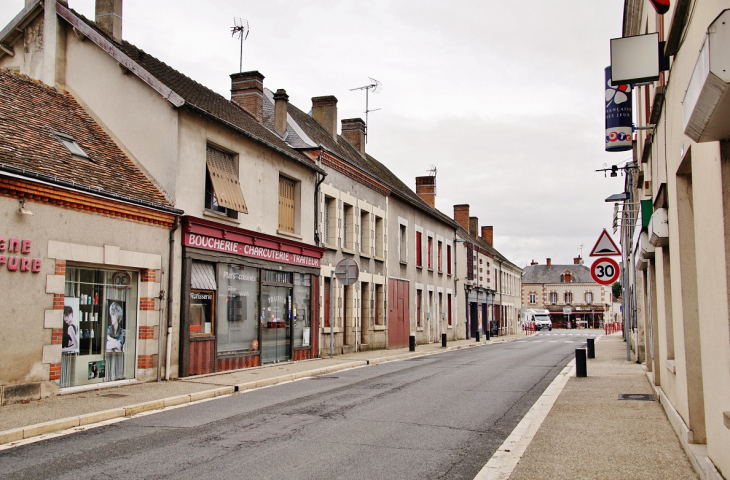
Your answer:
[184,233,320,268]
[590,229,621,257]
[591,257,620,285]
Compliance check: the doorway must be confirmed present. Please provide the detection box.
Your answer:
[261,282,292,364]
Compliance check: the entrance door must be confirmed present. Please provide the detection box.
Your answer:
[388,279,409,348]
[261,285,291,364]
[470,303,479,338]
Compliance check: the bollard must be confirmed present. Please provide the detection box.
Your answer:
[587,338,595,359]
[409,335,416,352]
[575,348,587,377]
[475,331,481,342]
[485,327,490,341]
[442,333,447,347]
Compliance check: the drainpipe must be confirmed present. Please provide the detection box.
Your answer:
[165,215,180,380]
[313,151,327,247]
[156,269,165,382]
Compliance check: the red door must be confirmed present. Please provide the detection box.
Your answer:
[388,279,410,348]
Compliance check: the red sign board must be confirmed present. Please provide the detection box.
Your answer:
[591,257,621,285]
[184,233,321,268]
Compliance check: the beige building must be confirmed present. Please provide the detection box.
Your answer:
[617,1,730,477]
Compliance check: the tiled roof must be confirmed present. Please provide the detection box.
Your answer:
[0,68,172,207]
[68,8,322,175]
[522,264,594,284]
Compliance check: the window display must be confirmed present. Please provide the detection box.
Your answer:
[217,265,259,353]
[61,267,138,388]
[293,273,311,347]
[190,291,214,336]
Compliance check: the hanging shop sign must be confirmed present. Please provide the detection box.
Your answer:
[0,236,42,273]
[604,66,633,152]
[184,233,321,268]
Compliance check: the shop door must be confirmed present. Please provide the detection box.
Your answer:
[470,303,479,338]
[388,279,409,348]
[261,285,292,364]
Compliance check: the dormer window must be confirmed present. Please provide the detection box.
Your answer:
[54,132,89,159]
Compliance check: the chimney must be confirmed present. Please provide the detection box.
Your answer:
[530,260,538,266]
[96,0,123,43]
[454,204,470,230]
[574,256,582,265]
[546,258,552,269]
[415,176,436,208]
[273,89,289,136]
[341,118,366,156]
[481,226,493,246]
[312,96,338,139]
[230,71,265,123]
[469,217,479,236]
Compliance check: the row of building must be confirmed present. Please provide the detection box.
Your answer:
[0,0,522,403]
[611,1,730,477]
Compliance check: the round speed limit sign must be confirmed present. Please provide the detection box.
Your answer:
[591,257,620,285]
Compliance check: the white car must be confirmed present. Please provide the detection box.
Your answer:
[534,314,552,331]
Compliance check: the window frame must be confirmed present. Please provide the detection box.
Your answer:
[416,231,422,268]
[427,236,433,270]
[529,292,536,305]
[278,175,297,234]
[447,245,452,275]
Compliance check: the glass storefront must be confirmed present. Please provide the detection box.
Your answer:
[61,267,138,388]
[217,265,259,353]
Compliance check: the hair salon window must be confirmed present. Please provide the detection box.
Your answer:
[61,267,138,388]
[292,273,312,348]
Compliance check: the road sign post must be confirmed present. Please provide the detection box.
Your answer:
[332,258,359,356]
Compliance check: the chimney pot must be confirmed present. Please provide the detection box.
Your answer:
[415,176,436,208]
[230,71,265,123]
[481,226,493,246]
[96,0,123,43]
[531,260,538,265]
[453,204,470,230]
[312,96,338,140]
[469,217,479,236]
[546,258,552,269]
[341,118,366,156]
[273,89,289,136]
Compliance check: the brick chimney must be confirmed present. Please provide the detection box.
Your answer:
[341,118,366,156]
[574,256,582,265]
[454,204,470,230]
[96,0,123,43]
[481,226,493,246]
[531,260,538,265]
[230,71,265,123]
[546,258,552,269]
[312,96,338,139]
[273,89,289,136]
[415,176,436,208]
[469,217,479,236]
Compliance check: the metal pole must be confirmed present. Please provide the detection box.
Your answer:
[330,271,335,358]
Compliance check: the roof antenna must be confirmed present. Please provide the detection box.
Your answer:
[231,18,250,73]
[350,77,382,143]
[428,165,437,177]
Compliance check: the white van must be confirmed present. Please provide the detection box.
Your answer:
[524,309,552,331]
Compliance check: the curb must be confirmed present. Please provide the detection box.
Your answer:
[0,336,523,446]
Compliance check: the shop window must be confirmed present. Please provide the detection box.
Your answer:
[416,231,422,267]
[205,146,246,218]
[61,267,138,388]
[293,273,312,348]
[217,265,259,353]
[375,215,384,258]
[190,261,216,337]
[278,176,297,234]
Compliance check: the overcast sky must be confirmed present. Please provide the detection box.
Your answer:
[1,1,629,268]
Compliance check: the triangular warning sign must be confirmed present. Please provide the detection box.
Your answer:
[590,229,621,256]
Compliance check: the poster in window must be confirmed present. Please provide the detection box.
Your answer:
[88,360,106,379]
[62,297,80,354]
[106,300,126,352]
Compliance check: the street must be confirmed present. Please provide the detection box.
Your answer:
[0,332,599,480]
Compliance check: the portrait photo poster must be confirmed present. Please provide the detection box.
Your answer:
[105,299,126,353]
[63,296,80,354]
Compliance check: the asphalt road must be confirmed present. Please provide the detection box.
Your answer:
[0,332,598,480]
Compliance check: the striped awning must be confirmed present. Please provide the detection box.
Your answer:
[206,146,248,213]
[191,261,216,290]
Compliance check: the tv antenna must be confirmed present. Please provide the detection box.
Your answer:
[350,77,382,143]
[231,18,250,73]
[428,165,437,177]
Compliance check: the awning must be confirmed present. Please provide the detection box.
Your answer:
[206,146,248,213]
[191,261,217,290]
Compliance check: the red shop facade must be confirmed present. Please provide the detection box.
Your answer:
[179,217,324,377]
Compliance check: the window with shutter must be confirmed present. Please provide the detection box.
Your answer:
[416,231,422,267]
[205,146,247,215]
[278,176,296,233]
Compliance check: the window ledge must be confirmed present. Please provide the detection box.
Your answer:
[374,256,385,262]
[427,268,434,273]
[666,359,676,374]
[416,265,423,270]
[277,230,302,240]
[360,251,372,259]
[323,327,342,334]
[447,324,453,329]
[437,270,443,275]
[399,260,408,266]
[373,325,386,331]
[416,327,424,332]
[323,242,338,251]
[202,209,240,225]
[342,248,356,255]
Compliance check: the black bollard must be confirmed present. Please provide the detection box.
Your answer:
[442,333,447,347]
[409,335,416,352]
[475,331,481,342]
[587,338,595,359]
[576,348,587,377]
[485,327,490,341]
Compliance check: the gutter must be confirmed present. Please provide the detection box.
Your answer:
[313,151,327,246]
[165,216,180,380]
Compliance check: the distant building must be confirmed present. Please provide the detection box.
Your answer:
[521,258,608,328]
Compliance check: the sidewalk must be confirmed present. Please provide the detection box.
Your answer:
[503,333,698,480]
[0,332,522,446]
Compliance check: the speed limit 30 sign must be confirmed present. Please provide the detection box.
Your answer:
[591,257,620,285]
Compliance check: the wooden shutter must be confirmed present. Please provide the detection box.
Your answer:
[278,176,296,233]
[416,231,422,267]
[206,146,248,213]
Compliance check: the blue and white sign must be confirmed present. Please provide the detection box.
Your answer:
[605,66,632,152]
